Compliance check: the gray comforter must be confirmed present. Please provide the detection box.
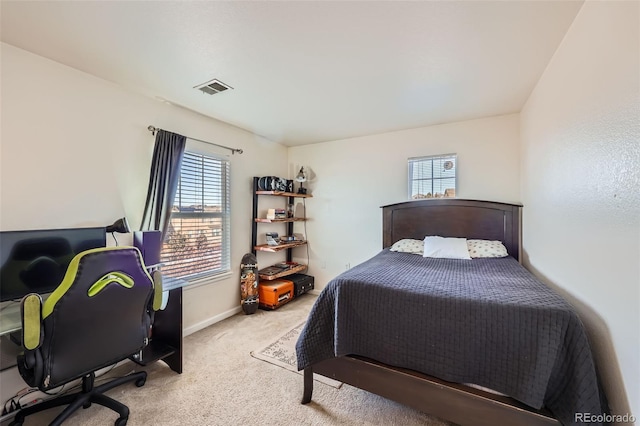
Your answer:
[296,249,607,425]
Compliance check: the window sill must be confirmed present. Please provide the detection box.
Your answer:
[181,271,233,291]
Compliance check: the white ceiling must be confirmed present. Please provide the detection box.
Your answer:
[0,1,583,146]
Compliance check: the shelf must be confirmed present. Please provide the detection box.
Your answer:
[259,263,307,280]
[255,190,313,198]
[131,339,177,366]
[254,240,307,252]
[251,177,311,293]
[255,217,307,223]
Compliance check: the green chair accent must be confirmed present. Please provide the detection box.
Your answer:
[11,246,160,426]
[152,270,163,311]
[20,294,42,351]
[87,271,135,297]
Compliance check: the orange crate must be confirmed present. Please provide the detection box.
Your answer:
[258,279,294,310]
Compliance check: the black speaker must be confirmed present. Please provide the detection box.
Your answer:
[133,230,163,267]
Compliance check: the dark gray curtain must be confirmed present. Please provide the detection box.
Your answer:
[140,130,186,237]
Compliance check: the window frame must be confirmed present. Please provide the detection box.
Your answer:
[407,153,457,200]
[161,150,231,285]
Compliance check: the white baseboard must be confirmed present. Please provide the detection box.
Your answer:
[182,291,319,338]
[183,306,242,337]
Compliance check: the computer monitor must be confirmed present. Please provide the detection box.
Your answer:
[0,227,106,302]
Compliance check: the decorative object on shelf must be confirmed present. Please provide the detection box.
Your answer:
[259,266,285,277]
[295,167,307,194]
[287,273,315,297]
[274,261,299,269]
[258,279,293,310]
[105,217,131,245]
[258,262,307,280]
[259,261,299,277]
[266,232,280,246]
[266,208,286,220]
[258,176,288,192]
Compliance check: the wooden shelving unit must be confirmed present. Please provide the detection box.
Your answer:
[259,264,308,281]
[254,218,306,223]
[254,240,307,252]
[255,190,313,198]
[252,177,312,283]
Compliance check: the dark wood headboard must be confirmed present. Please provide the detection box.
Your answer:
[381,199,522,261]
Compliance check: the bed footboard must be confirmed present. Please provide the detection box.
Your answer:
[301,357,560,426]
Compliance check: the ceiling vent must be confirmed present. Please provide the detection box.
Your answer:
[194,79,233,95]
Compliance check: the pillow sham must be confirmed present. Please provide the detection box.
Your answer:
[467,239,508,258]
[423,236,471,260]
[389,239,423,255]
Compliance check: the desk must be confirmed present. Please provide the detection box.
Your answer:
[0,302,21,336]
[1,293,53,336]
[135,286,183,374]
[0,302,22,371]
[0,287,183,374]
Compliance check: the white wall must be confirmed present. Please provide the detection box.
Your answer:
[0,41,287,348]
[287,114,520,289]
[520,1,639,417]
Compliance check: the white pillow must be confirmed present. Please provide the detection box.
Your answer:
[390,239,424,255]
[423,236,471,260]
[467,239,508,258]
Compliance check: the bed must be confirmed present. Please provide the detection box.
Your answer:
[295,199,607,426]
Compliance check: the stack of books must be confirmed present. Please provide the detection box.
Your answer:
[266,208,287,220]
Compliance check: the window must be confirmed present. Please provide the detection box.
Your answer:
[161,151,230,281]
[408,154,457,199]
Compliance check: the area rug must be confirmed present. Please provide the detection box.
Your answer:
[250,322,342,388]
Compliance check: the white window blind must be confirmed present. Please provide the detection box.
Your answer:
[161,151,230,281]
[408,154,457,199]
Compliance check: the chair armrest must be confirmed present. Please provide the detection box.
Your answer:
[20,293,42,351]
[152,270,163,311]
[19,294,44,387]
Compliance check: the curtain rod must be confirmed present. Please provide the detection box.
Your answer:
[147,125,243,155]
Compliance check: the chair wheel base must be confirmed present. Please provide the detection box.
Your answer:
[115,417,128,426]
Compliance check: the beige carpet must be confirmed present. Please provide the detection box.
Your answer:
[7,294,452,425]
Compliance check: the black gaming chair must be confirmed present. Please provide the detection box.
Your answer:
[10,247,163,426]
